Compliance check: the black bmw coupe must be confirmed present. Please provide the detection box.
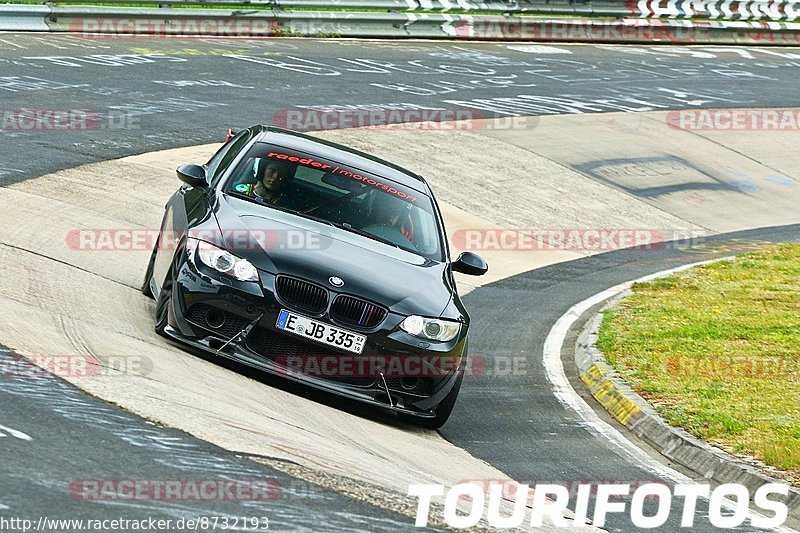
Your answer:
[143,125,487,428]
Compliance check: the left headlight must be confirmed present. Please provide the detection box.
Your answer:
[400,315,461,342]
[192,238,259,282]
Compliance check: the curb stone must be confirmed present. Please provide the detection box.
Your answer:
[575,293,800,529]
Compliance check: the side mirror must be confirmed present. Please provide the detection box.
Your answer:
[177,164,208,188]
[453,251,488,276]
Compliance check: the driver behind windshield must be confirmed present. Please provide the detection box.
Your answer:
[235,160,293,205]
[368,195,414,243]
[371,196,402,228]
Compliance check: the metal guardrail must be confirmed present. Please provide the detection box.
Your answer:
[2,0,800,43]
[6,0,636,15]
[0,3,50,30]
[5,0,800,20]
[30,0,631,15]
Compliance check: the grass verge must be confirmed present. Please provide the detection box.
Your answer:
[598,244,800,485]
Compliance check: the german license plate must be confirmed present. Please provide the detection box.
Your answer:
[276,309,366,354]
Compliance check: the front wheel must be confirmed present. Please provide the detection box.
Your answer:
[405,356,466,430]
[141,237,159,299]
[154,276,173,338]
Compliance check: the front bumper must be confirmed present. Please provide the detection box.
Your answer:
[162,252,466,419]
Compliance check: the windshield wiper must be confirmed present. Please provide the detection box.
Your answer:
[331,222,405,251]
[296,211,341,230]
[228,191,317,218]
[231,191,301,216]
[227,190,274,209]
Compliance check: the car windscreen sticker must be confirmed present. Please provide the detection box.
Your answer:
[265,151,418,203]
[328,166,417,203]
[267,152,332,170]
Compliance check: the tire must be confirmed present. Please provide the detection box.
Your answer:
[141,237,158,298]
[406,351,467,430]
[154,276,173,337]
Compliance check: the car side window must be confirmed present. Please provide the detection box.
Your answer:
[205,139,233,179]
[206,131,250,186]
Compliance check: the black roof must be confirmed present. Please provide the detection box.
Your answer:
[253,125,431,194]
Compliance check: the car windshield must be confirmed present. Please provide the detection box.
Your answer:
[223,143,443,261]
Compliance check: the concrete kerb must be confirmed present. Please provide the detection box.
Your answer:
[574,288,800,528]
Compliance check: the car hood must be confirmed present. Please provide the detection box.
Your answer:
[210,196,454,317]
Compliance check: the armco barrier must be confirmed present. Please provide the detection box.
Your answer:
[3,0,800,43]
[5,0,800,21]
[0,4,51,31]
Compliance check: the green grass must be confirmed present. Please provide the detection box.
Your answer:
[598,244,800,485]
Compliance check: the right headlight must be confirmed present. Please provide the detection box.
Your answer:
[400,315,461,342]
[190,238,259,282]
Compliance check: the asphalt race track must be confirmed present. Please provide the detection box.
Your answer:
[0,345,421,531]
[2,35,800,183]
[2,34,800,532]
